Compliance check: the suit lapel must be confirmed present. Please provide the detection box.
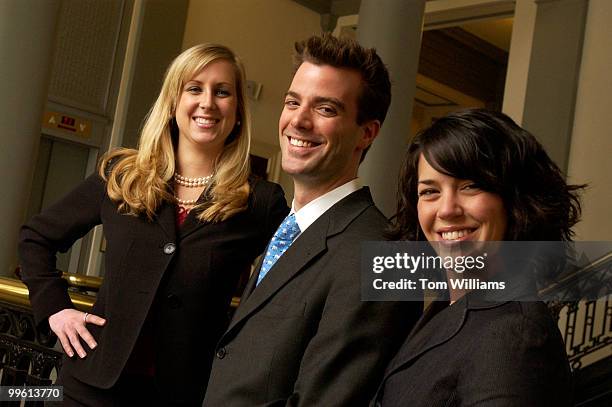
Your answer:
[227,216,328,333]
[380,292,510,387]
[381,299,468,381]
[226,188,375,336]
[171,187,213,240]
[177,208,211,239]
[156,201,178,242]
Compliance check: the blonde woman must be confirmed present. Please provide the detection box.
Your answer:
[19,44,288,406]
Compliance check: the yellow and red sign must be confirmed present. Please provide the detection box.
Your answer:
[42,111,92,138]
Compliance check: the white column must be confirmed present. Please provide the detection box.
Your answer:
[0,0,61,275]
[357,0,426,217]
[503,0,588,172]
[567,0,612,240]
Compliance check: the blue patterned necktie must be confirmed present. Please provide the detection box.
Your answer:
[256,213,301,286]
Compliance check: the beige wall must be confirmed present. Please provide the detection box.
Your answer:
[503,0,587,173]
[567,0,612,240]
[182,0,322,197]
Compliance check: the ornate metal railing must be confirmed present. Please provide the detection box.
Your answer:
[562,296,612,370]
[0,273,96,399]
[545,251,612,406]
[545,252,612,370]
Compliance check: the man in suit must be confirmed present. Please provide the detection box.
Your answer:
[204,33,421,406]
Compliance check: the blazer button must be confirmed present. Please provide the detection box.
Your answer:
[216,347,227,359]
[166,293,182,309]
[163,243,176,255]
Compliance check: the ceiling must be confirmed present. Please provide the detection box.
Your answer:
[461,17,513,51]
[293,0,515,51]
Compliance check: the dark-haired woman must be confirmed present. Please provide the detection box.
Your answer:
[372,109,582,406]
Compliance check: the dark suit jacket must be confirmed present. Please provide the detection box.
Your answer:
[204,187,422,406]
[19,172,288,404]
[372,292,572,407]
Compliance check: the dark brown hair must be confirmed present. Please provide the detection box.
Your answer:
[293,34,391,161]
[388,108,585,241]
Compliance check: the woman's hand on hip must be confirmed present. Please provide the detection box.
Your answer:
[48,309,106,358]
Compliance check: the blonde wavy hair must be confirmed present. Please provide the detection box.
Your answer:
[99,43,252,223]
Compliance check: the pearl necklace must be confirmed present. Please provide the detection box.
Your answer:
[174,172,213,187]
[174,172,212,205]
[175,197,199,206]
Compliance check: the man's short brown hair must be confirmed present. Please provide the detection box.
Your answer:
[293,33,391,127]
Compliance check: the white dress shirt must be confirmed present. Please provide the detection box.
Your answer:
[291,178,363,236]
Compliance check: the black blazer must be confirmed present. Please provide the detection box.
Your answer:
[18,172,288,404]
[204,187,422,406]
[372,292,572,407]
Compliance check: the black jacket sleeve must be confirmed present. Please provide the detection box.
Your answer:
[18,173,106,327]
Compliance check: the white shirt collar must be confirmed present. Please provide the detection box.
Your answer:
[291,178,363,234]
